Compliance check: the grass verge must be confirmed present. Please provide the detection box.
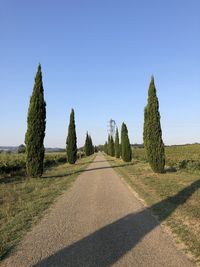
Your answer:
[0,154,95,261]
[105,155,200,265]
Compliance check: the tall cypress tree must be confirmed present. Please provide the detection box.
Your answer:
[143,106,148,150]
[121,123,132,162]
[104,141,108,154]
[107,135,111,155]
[84,132,90,156]
[66,109,77,164]
[143,76,165,173]
[85,132,94,156]
[25,64,46,177]
[89,135,94,155]
[115,128,120,158]
[108,135,115,157]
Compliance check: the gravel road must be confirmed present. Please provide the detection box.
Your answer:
[1,153,193,267]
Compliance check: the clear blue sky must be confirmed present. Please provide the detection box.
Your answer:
[1,0,200,147]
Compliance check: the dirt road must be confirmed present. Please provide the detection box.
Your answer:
[1,153,193,267]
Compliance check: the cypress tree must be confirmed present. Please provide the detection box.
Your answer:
[121,123,132,162]
[85,132,94,156]
[66,109,77,164]
[143,106,148,150]
[115,128,120,158]
[25,64,46,177]
[143,76,165,173]
[89,135,92,155]
[84,132,90,156]
[107,135,111,155]
[108,135,115,157]
[89,135,94,155]
[111,135,115,157]
[104,141,108,154]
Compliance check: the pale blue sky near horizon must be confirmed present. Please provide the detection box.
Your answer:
[1,0,200,148]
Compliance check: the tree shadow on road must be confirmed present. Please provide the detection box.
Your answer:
[76,159,115,166]
[34,179,200,267]
[42,163,134,179]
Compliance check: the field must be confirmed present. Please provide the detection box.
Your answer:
[105,149,200,265]
[0,154,95,260]
[134,144,200,172]
[0,152,68,176]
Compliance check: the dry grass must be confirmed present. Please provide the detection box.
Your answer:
[0,155,95,261]
[106,155,200,265]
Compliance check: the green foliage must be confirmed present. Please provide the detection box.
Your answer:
[143,76,165,173]
[143,106,148,151]
[25,64,46,177]
[108,135,115,156]
[84,132,94,156]
[66,109,77,164]
[0,153,67,176]
[89,135,94,155]
[119,143,122,157]
[85,134,89,156]
[43,153,67,167]
[121,123,132,162]
[96,144,104,152]
[134,144,200,174]
[0,153,26,175]
[18,144,26,154]
[94,146,99,153]
[115,128,120,158]
[104,141,108,154]
[107,135,110,155]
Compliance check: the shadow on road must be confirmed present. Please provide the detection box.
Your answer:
[34,179,200,267]
[76,159,114,165]
[42,162,134,179]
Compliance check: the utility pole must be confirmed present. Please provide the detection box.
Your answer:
[108,119,116,138]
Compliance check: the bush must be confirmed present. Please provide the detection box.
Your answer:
[18,144,26,154]
[178,160,200,172]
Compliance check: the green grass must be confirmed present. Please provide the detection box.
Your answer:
[106,155,200,265]
[0,154,95,261]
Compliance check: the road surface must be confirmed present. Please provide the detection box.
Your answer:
[1,153,193,267]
